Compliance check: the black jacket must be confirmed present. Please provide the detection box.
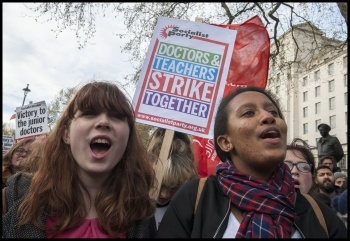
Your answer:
[156,175,347,238]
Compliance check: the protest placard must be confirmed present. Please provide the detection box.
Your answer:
[133,17,237,139]
[2,135,14,155]
[15,101,49,141]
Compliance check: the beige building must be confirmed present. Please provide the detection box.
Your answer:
[267,22,347,172]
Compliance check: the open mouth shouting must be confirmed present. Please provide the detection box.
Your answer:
[90,137,112,159]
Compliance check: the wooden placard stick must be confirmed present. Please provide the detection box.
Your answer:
[150,129,175,199]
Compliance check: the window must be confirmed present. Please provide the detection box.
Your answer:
[345,93,348,105]
[303,123,308,134]
[315,102,321,114]
[330,115,336,128]
[315,86,320,97]
[346,112,348,125]
[329,97,335,110]
[276,85,280,95]
[314,70,320,81]
[338,156,347,170]
[303,76,308,86]
[315,119,321,132]
[344,56,348,69]
[328,63,334,75]
[303,107,308,117]
[328,80,335,92]
[345,74,348,86]
[303,91,308,102]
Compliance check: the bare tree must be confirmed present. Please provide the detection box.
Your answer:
[24,2,347,84]
[337,2,347,25]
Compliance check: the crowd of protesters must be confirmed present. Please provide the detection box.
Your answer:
[2,82,347,238]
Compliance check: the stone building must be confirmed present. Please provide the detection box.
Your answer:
[267,22,347,172]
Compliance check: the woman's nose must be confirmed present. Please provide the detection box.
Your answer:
[261,111,276,124]
[96,113,111,129]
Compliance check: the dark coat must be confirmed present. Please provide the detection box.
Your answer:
[317,135,344,163]
[156,175,347,238]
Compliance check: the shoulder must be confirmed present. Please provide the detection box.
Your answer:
[296,192,347,238]
[5,172,32,209]
[6,172,32,185]
[168,176,219,211]
[180,175,219,194]
[127,216,157,238]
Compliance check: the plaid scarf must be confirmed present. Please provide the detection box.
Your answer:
[216,161,295,238]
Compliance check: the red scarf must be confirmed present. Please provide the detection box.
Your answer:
[216,161,295,238]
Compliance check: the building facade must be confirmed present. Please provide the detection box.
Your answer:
[267,22,347,172]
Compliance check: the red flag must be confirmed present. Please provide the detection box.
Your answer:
[193,16,270,177]
[9,113,16,120]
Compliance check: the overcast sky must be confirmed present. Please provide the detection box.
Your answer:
[3,3,346,127]
[3,2,136,125]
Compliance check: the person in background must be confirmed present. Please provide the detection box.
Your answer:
[3,81,157,238]
[284,138,317,195]
[332,189,348,228]
[2,138,35,188]
[313,164,347,227]
[331,172,348,227]
[319,155,341,173]
[147,127,198,229]
[314,165,338,198]
[156,86,347,238]
[333,172,347,191]
[2,137,48,215]
[20,136,48,175]
[317,123,344,172]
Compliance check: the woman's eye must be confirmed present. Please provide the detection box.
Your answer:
[84,112,93,116]
[268,110,279,116]
[242,110,254,116]
[82,111,96,117]
[109,113,122,120]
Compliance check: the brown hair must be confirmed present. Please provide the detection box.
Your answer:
[319,155,336,166]
[17,81,156,236]
[20,137,47,174]
[2,138,35,188]
[287,138,315,174]
[287,138,317,195]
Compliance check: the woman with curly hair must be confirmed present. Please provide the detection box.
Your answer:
[2,137,35,188]
[157,86,347,238]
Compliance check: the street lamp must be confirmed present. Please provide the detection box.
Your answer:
[22,84,31,106]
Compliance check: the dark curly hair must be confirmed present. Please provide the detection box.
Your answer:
[213,86,284,162]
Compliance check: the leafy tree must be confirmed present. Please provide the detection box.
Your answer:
[25,2,347,84]
[47,87,76,130]
[2,122,15,136]
[136,123,154,148]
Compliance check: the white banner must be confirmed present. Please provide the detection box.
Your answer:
[15,100,49,141]
[133,17,237,138]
